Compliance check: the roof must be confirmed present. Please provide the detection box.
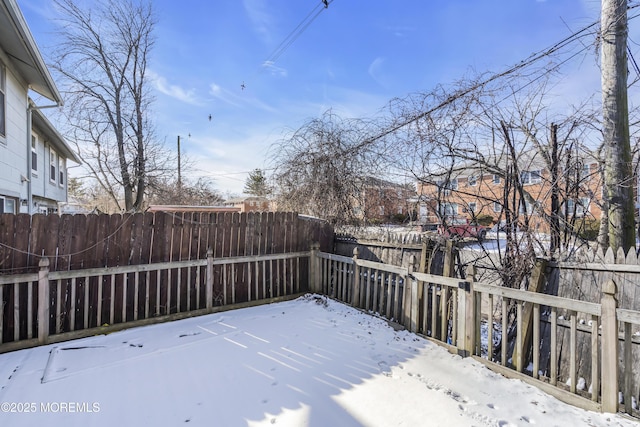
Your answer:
[225,196,269,204]
[362,176,414,189]
[147,205,241,213]
[0,0,62,103]
[31,106,81,164]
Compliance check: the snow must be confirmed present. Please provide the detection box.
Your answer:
[0,294,636,427]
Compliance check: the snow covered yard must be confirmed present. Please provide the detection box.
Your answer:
[0,295,636,427]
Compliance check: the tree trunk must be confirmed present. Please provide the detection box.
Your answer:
[549,123,560,256]
[601,0,635,252]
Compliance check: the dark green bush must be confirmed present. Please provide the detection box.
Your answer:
[474,214,494,227]
[573,218,600,241]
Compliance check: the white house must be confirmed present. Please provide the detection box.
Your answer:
[0,0,79,214]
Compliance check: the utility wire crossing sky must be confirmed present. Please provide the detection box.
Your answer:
[19,0,640,195]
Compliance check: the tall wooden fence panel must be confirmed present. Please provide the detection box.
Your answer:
[0,211,333,274]
[0,212,333,349]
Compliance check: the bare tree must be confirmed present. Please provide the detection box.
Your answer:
[51,0,171,212]
[147,177,224,206]
[269,110,385,225]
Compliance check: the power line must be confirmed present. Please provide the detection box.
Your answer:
[246,0,334,85]
[359,10,640,149]
[369,21,599,144]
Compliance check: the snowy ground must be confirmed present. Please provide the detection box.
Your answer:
[0,295,637,427]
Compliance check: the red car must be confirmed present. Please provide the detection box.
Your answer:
[439,220,487,241]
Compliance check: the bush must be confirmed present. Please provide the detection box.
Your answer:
[474,214,494,227]
[390,213,410,224]
[573,218,600,241]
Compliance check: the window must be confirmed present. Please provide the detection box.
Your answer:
[468,202,477,213]
[31,135,38,174]
[439,202,458,217]
[468,175,477,186]
[519,200,534,215]
[566,198,590,216]
[0,62,5,138]
[493,202,501,212]
[520,170,542,185]
[0,196,16,214]
[437,178,458,195]
[493,174,500,184]
[50,147,57,183]
[581,163,591,180]
[5,198,15,214]
[58,157,65,186]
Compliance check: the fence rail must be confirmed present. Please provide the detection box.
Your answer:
[316,247,640,417]
[0,250,312,354]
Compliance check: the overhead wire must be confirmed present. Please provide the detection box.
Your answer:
[245,0,333,85]
[263,1,328,67]
[359,8,640,149]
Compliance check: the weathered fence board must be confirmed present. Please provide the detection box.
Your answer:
[0,211,333,348]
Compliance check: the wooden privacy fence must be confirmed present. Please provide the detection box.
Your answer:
[310,245,640,416]
[0,211,333,273]
[0,249,313,353]
[0,211,333,353]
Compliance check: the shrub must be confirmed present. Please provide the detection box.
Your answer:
[572,218,600,241]
[474,214,494,227]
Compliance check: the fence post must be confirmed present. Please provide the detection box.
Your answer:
[37,257,50,344]
[405,255,418,332]
[514,257,548,371]
[206,248,213,310]
[457,264,476,357]
[443,240,455,278]
[309,242,320,293]
[601,279,619,413]
[352,247,360,307]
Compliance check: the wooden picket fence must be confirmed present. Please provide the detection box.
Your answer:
[0,212,334,352]
[0,249,312,353]
[309,245,640,416]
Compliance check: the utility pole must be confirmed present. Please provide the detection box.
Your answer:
[601,0,635,252]
[177,135,182,190]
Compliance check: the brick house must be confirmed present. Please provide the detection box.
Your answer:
[352,177,416,223]
[416,150,604,233]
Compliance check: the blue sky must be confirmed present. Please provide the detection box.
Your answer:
[17,0,622,195]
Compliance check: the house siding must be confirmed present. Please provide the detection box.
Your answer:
[0,53,28,202]
[0,48,71,213]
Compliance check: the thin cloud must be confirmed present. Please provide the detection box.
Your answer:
[209,83,243,108]
[368,57,386,87]
[243,0,274,44]
[384,25,416,38]
[261,61,288,78]
[209,82,278,113]
[149,70,202,106]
